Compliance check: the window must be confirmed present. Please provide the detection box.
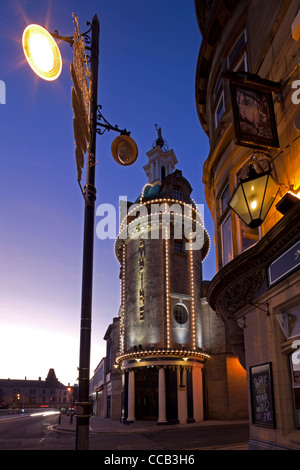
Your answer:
[211,29,248,132]
[179,368,186,388]
[215,92,225,127]
[213,68,223,101]
[239,219,260,253]
[172,187,183,201]
[174,241,184,253]
[227,30,247,70]
[173,304,188,325]
[221,213,233,266]
[234,54,248,73]
[220,183,230,214]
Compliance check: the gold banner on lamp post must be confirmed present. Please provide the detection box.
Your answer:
[71,14,91,182]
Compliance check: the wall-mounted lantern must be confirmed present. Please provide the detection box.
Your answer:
[228,162,280,229]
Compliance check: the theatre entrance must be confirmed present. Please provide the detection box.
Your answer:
[135,367,158,421]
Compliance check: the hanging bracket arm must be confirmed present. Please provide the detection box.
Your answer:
[96,105,131,136]
[50,21,93,48]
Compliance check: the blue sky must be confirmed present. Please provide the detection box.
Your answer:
[0,0,215,386]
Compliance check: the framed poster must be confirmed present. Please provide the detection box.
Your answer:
[230,81,280,151]
[249,362,276,428]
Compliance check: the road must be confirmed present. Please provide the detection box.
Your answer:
[89,423,249,451]
[0,410,249,451]
[0,410,74,450]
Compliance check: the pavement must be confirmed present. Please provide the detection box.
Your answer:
[56,414,249,450]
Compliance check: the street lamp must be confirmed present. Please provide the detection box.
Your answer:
[22,13,138,450]
[228,161,280,229]
[22,24,62,81]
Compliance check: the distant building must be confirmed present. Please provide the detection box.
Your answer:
[90,357,106,417]
[90,317,121,420]
[0,368,73,410]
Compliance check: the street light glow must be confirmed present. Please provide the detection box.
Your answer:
[22,24,62,81]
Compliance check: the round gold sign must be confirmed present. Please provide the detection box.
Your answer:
[111,135,138,166]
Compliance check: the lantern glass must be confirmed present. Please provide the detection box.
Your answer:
[229,169,279,228]
[260,174,280,220]
[229,183,252,226]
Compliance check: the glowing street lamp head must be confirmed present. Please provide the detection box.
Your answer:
[22,24,62,81]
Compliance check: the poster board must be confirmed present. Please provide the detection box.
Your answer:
[230,80,280,151]
[249,362,276,428]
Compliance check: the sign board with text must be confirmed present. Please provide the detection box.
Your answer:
[249,362,276,428]
[267,239,300,287]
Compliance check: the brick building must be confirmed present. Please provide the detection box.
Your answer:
[108,129,248,424]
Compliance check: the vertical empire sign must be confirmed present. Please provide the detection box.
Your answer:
[139,237,145,320]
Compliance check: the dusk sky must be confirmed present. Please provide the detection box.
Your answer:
[0,0,215,386]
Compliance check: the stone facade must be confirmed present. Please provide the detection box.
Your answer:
[195,0,300,449]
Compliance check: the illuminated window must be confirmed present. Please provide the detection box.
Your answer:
[173,304,188,325]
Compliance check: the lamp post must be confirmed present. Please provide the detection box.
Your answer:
[23,13,138,450]
[75,14,99,451]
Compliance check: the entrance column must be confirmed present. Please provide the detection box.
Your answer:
[127,369,135,423]
[192,366,204,422]
[157,366,167,424]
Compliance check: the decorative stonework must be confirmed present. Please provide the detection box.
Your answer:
[115,348,210,366]
[216,268,265,316]
[207,203,300,368]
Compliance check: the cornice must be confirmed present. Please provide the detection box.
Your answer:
[115,348,210,366]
